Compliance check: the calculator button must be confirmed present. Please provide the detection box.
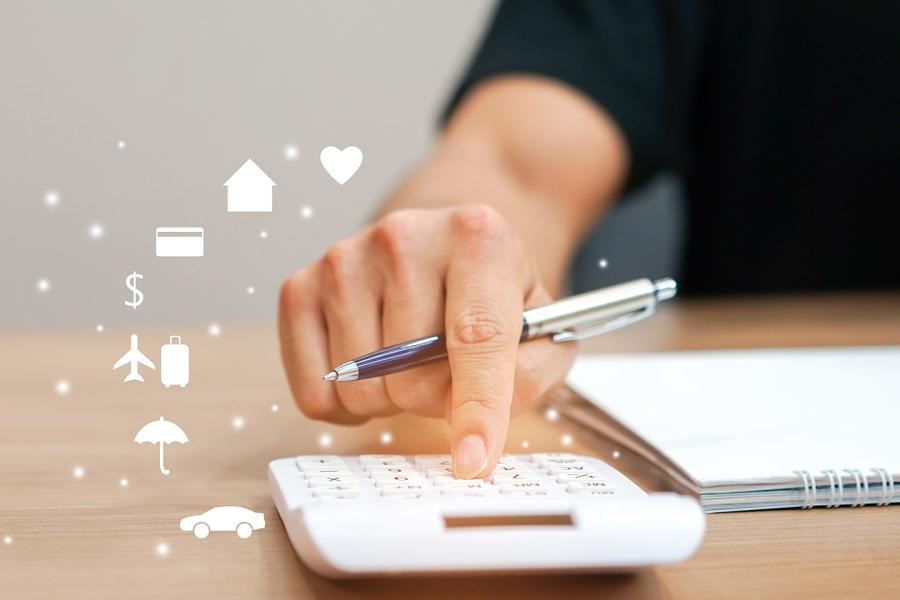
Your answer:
[440,487,498,497]
[414,455,451,465]
[567,481,613,492]
[502,489,551,496]
[433,476,484,486]
[380,483,428,493]
[532,453,578,461]
[537,457,584,466]
[498,455,521,464]
[313,489,363,499]
[310,483,361,493]
[364,465,418,475]
[297,465,353,475]
[426,467,454,478]
[296,455,345,466]
[545,463,594,474]
[440,481,491,490]
[491,472,541,483]
[499,481,547,491]
[556,472,606,482]
[359,455,409,465]
[307,475,358,485]
[491,464,530,473]
[374,474,424,485]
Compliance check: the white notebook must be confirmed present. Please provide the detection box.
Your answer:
[564,346,900,513]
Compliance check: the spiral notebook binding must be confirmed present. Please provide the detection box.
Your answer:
[794,468,894,509]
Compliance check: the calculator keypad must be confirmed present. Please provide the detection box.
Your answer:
[286,453,622,504]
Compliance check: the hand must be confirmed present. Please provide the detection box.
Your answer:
[279,204,576,478]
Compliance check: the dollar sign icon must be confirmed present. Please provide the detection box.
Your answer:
[124,271,144,309]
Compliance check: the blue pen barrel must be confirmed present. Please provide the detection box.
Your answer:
[354,318,530,380]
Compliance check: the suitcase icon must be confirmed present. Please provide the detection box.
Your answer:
[161,336,190,388]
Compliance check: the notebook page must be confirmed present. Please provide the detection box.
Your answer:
[565,347,900,486]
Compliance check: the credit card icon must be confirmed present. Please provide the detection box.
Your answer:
[156,227,204,257]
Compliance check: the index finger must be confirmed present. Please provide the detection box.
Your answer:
[443,206,531,479]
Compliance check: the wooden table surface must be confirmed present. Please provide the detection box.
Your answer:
[2,293,899,599]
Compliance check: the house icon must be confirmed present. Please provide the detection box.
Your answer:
[224,159,276,212]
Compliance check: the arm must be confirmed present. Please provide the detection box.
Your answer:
[279,76,627,478]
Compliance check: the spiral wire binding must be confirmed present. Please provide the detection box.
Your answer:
[795,468,894,509]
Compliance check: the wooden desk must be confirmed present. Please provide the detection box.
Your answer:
[2,294,899,599]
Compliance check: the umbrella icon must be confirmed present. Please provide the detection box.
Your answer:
[134,417,189,475]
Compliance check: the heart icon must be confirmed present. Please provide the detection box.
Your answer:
[320,146,363,185]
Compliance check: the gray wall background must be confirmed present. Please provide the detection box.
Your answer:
[1,0,680,330]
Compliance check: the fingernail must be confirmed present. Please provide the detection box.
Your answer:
[454,434,488,479]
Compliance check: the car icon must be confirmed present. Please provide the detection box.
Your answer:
[179,506,265,539]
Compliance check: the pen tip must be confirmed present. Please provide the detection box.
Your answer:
[322,371,337,382]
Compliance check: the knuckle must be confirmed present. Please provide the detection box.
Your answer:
[372,211,420,263]
[448,306,510,349]
[278,270,312,317]
[514,354,543,406]
[296,396,336,422]
[449,204,506,244]
[335,382,387,417]
[319,241,358,299]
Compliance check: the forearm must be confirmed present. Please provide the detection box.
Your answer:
[378,77,628,294]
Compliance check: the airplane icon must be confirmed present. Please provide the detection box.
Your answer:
[113,334,156,383]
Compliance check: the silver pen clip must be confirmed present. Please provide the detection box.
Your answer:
[550,304,656,343]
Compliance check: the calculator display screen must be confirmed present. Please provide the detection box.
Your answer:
[443,514,574,528]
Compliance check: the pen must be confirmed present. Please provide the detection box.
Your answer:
[323,277,677,382]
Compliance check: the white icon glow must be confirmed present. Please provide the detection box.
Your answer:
[318,433,332,448]
[561,434,573,447]
[208,323,222,337]
[119,478,129,487]
[545,407,559,422]
[44,190,60,207]
[270,404,279,412]
[88,223,105,240]
[612,450,621,459]
[3,535,12,545]
[284,144,300,160]
[232,416,245,430]
[299,205,314,220]
[380,431,393,445]
[36,278,51,293]
[521,440,530,449]
[246,286,255,295]
[259,230,269,239]
[73,465,85,479]
[598,258,608,269]
[55,379,71,396]
[96,324,105,333]
[117,140,126,149]
[155,542,170,556]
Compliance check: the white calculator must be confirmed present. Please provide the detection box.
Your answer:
[268,453,705,577]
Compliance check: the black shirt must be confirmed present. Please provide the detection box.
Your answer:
[449,1,900,295]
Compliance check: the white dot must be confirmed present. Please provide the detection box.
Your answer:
[55,379,71,396]
[545,407,559,422]
[259,230,268,239]
[119,478,129,487]
[598,258,608,269]
[232,416,245,430]
[318,433,332,448]
[270,404,279,412]
[561,434,573,447]
[3,536,12,545]
[521,440,530,449]
[96,324,105,333]
[36,278,51,293]
[73,465,85,479]
[380,431,393,445]
[155,542,169,556]
[88,223,105,240]
[299,205,314,220]
[284,144,300,160]
[246,286,255,295]
[44,190,60,207]
[612,450,621,459]
[117,140,126,149]
[208,323,221,337]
